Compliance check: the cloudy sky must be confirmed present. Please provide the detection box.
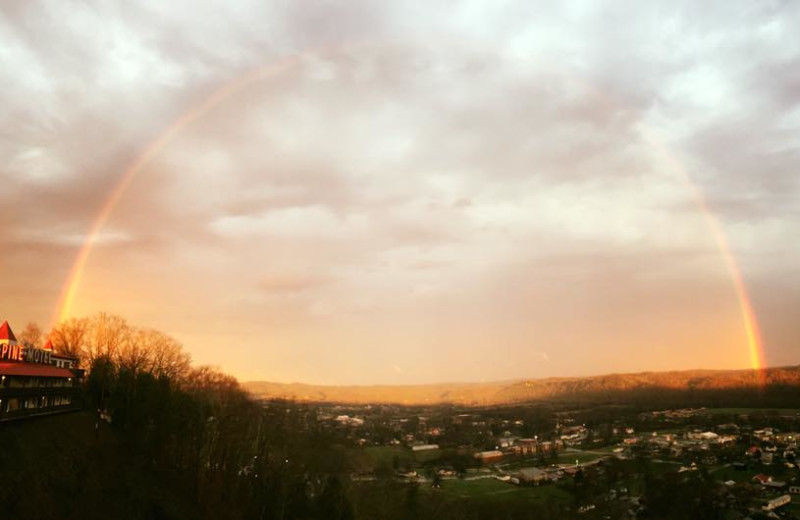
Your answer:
[1,1,799,384]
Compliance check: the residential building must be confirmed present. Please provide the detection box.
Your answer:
[762,495,791,511]
[474,450,503,463]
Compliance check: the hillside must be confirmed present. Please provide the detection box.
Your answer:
[243,365,800,406]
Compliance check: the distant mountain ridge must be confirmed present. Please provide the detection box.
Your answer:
[243,365,800,406]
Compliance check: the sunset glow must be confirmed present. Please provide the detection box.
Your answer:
[5,1,798,385]
[4,4,800,520]
[56,70,770,380]
[643,130,768,378]
[0,4,800,520]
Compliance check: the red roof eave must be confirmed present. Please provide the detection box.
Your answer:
[0,362,76,378]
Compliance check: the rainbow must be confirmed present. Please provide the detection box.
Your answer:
[644,128,766,381]
[52,53,767,380]
[52,55,304,326]
[701,212,766,375]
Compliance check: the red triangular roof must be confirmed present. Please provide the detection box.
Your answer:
[0,321,16,342]
[43,339,54,351]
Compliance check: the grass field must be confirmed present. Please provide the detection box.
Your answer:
[353,445,443,471]
[435,477,572,505]
[784,499,800,516]
[556,451,606,465]
[711,464,761,483]
[497,457,549,471]
[703,408,800,416]
[592,444,624,453]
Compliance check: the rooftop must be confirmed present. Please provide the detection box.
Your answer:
[0,321,17,344]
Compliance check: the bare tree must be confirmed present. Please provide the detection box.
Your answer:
[19,322,42,348]
[141,329,191,381]
[85,312,130,365]
[117,327,153,374]
[48,317,90,360]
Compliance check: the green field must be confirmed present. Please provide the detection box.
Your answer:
[784,499,800,516]
[497,457,549,471]
[711,464,761,483]
[703,408,800,416]
[593,444,624,453]
[353,445,443,471]
[556,451,607,465]
[434,477,572,505]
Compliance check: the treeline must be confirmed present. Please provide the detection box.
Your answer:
[245,366,800,408]
[48,313,191,377]
[6,313,546,520]
[3,313,366,520]
[1,313,597,520]
[528,382,800,410]
[494,367,800,408]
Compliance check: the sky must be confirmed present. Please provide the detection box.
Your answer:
[1,1,799,384]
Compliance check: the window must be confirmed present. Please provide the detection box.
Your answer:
[54,396,72,406]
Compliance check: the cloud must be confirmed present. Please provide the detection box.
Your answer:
[258,273,330,294]
[2,0,799,383]
[209,206,370,240]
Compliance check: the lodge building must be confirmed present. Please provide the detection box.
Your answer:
[0,320,84,421]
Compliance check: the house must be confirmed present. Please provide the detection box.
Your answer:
[789,485,800,494]
[688,431,719,442]
[764,480,787,491]
[762,495,791,511]
[411,444,439,452]
[474,450,503,464]
[563,467,581,477]
[752,474,772,485]
[515,438,539,455]
[560,426,588,444]
[755,428,774,440]
[515,467,548,485]
[335,415,365,427]
[44,341,78,369]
